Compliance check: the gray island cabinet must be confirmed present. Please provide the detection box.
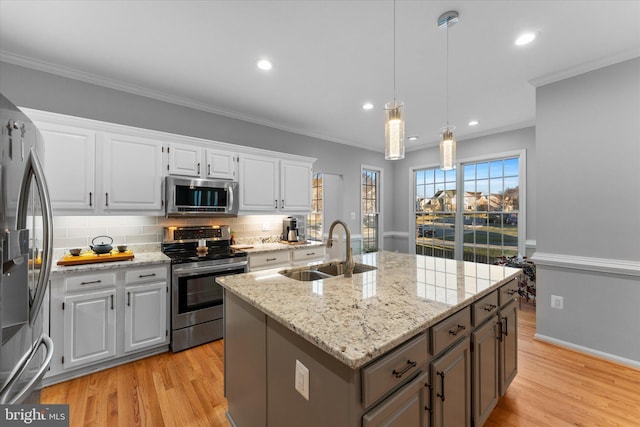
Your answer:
[217,251,521,427]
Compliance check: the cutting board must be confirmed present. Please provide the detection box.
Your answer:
[230,245,254,250]
[57,250,135,266]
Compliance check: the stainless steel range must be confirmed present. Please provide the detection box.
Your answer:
[162,225,247,352]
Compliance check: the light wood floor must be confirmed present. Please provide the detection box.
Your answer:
[41,303,640,426]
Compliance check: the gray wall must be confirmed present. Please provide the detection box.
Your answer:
[534,58,640,366]
[0,61,390,236]
[390,126,536,254]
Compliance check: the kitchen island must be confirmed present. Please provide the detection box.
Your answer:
[217,251,522,427]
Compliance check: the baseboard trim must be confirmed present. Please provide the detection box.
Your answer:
[531,252,640,277]
[534,333,640,370]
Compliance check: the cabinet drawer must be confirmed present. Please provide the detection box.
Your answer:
[64,272,116,292]
[431,306,471,356]
[498,277,520,307]
[472,291,498,326]
[249,251,290,270]
[362,333,428,409]
[291,247,325,263]
[124,265,168,285]
[363,371,428,427]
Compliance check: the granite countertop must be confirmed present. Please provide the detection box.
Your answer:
[232,240,325,254]
[50,251,171,276]
[217,251,522,369]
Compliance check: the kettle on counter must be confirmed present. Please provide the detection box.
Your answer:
[90,235,114,254]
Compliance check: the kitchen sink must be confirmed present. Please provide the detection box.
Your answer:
[280,269,334,281]
[279,262,377,281]
[316,262,377,276]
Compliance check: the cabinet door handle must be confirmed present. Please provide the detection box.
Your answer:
[502,316,509,337]
[483,304,497,312]
[436,371,446,402]
[306,252,315,256]
[127,291,131,307]
[274,199,278,208]
[266,258,276,262]
[392,359,417,379]
[208,164,211,175]
[138,273,156,278]
[281,199,284,209]
[110,294,114,310]
[89,192,92,207]
[505,289,517,296]
[105,192,109,207]
[448,324,466,336]
[424,381,433,413]
[80,280,102,285]
[497,319,504,342]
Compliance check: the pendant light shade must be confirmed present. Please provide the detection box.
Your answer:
[439,126,456,170]
[438,10,458,170]
[385,100,405,160]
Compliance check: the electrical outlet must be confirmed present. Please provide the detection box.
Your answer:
[350,212,356,220]
[551,295,564,310]
[295,360,309,400]
[262,222,270,231]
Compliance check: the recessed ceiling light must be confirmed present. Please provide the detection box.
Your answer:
[257,59,273,70]
[407,136,419,141]
[515,32,537,46]
[362,103,374,110]
[468,120,479,126]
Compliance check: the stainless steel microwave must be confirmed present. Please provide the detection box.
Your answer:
[165,176,238,217]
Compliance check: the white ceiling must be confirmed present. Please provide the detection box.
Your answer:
[1,1,639,153]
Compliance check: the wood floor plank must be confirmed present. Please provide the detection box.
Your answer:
[40,303,640,426]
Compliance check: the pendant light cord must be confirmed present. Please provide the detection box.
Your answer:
[446,17,449,128]
[393,0,397,102]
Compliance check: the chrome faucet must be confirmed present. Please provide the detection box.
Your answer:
[327,220,355,278]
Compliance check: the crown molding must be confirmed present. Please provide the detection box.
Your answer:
[529,48,640,88]
[0,51,378,152]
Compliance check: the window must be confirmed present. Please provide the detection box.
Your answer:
[414,154,523,264]
[462,158,520,263]
[362,167,381,253]
[415,168,457,259]
[307,173,323,241]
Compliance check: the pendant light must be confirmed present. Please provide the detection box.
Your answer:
[438,11,458,170]
[385,0,405,160]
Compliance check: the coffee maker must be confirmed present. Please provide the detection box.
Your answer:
[282,217,299,242]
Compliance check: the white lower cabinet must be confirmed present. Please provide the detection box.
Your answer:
[47,263,170,383]
[63,289,116,370]
[124,282,167,353]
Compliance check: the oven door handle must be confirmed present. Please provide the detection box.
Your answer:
[173,261,248,276]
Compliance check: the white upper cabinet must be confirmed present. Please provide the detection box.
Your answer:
[280,159,312,212]
[239,154,313,213]
[167,142,202,177]
[206,148,236,180]
[38,122,97,211]
[239,154,279,211]
[101,132,164,212]
[167,142,237,180]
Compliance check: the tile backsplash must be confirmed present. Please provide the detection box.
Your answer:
[52,215,297,251]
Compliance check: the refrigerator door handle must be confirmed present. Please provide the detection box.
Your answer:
[0,334,54,404]
[16,147,54,325]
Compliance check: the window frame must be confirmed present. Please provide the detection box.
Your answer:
[361,164,384,253]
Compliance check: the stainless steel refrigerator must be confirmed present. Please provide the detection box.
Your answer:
[0,93,54,404]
